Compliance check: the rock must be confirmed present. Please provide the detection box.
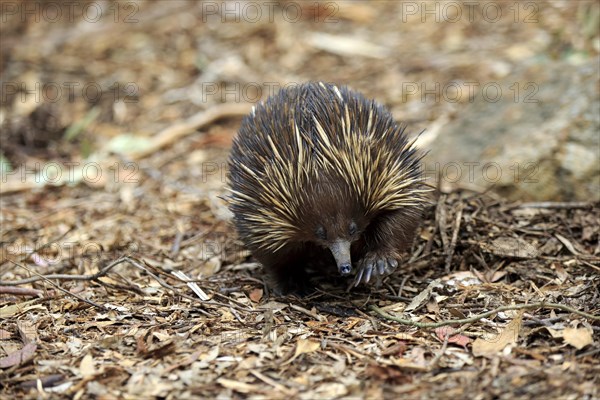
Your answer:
[425,59,599,201]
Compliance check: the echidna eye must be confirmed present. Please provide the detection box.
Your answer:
[349,221,357,236]
[316,226,327,240]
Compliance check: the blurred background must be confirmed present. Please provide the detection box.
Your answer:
[1,0,598,203]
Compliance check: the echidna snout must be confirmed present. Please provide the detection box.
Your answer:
[328,239,353,276]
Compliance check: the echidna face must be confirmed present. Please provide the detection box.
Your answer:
[311,214,365,276]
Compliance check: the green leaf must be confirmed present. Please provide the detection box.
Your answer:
[64,107,101,141]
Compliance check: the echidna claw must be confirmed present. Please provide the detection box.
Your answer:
[385,258,398,275]
[377,259,386,276]
[364,265,373,283]
[353,254,399,287]
[353,268,364,287]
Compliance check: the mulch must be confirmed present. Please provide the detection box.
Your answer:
[1,183,598,398]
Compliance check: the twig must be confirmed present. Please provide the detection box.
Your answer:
[436,194,449,251]
[249,370,296,396]
[10,260,106,311]
[170,229,184,258]
[327,342,368,359]
[370,302,600,328]
[444,204,463,272]
[290,304,324,321]
[0,256,133,286]
[113,257,179,292]
[522,314,565,327]
[1,256,193,306]
[171,270,209,300]
[0,286,43,297]
[579,259,600,273]
[576,347,600,359]
[128,102,252,160]
[516,201,594,210]
[429,333,449,369]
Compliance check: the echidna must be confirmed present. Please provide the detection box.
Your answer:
[227,82,429,293]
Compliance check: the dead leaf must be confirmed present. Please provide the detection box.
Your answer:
[200,345,220,363]
[490,270,507,282]
[249,288,263,303]
[0,342,37,368]
[426,299,440,314]
[165,350,201,373]
[219,309,235,322]
[405,279,441,312]
[481,238,539,258]
[552,262,569,283]
[472,312,523,357]
[555,234,582,256]
[217,378,256,394]
[80,353,96,377]
[443,271,482,288]
[366,364,409,383]
[563,327,593,350]
[545,327,563,338]
[293,339,320,357]
[153,331,172,342]
[435,326,457,341]
[448,334,472,347]
[390,347,429,371]
[0,301,45,319]
[258,301,288,312]
[314,382,348,397]
[283,339,320,365]
[136,331,148,355]
[448,308,467,319]
[435,326,472,347]
[381,341,407,356]
[142,341,176,359]
[409,347,427,367]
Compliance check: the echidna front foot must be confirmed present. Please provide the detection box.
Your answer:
[353,253,399,287]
